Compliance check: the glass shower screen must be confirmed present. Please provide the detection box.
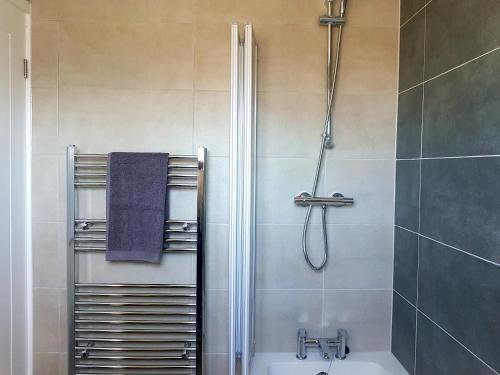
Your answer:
[229,24,258,375]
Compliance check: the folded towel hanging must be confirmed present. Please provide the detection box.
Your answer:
[105,152,169,263]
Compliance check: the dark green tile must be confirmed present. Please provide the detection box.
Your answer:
[400,0,426,25]
[418,238,500,372]
[395,160,420,232]
[420,158,500,264]
[425,0,500,79]
[397,85,423,159]
[399,11,425,91]
[416,313,496,375]
[391,292,416,375]
[423,50,500,157]
[393,227,418,304]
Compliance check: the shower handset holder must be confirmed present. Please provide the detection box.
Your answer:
[294,192,354,207]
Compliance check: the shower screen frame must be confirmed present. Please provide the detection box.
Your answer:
[229,24,258,375]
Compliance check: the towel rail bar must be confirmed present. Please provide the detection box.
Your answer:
[75,292,196,297]
[75,346,196,351]
[74,246,197,253]
[76,283,195,288]
[67,146,206,374]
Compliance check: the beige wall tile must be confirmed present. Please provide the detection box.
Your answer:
[254,24,325,93]
[206,157,229,224]
[194,90,230,156]
[336,26,399,95]
[205,290,229,353]
[58,87,194,154]
[256,289,323,352]
[58,0,196,23]
[78,253,196,284]
[256,224,323,289]
[324,159,395,225]
[256,157,325,225]
[205,354,229,374]
[323,290,392,351]
[346,0,399,28]
[32,222,66,288]
[34,352,64,375]
[32,20,58,88]
[34,288,64,352]
[328,92,397,159]
[237,0,324,27]
[205,224,229,289]
[59,20,195,90]
[32,0,59,20]
[194,24,231,91]
[324,224,394,289]
[32,88,60,155]
[196,0,238,25]
[257,91,325,158]
[32,155,61,222]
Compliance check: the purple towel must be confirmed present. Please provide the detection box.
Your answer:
[106,152,169,263]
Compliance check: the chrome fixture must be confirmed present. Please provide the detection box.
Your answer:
[66,146,207,375]
[297,328,349,361]
[295,0,353,271]
[295,192,354,207]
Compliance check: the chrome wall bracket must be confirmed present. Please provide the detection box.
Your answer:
[294,192,354,207]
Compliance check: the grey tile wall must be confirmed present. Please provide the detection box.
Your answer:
[400,0,425,26]
[393,227,418,304]
[393,1,500,374]
[391,292,416,374]
[396,85,422,159]
[395,160,420,231]
[398,10,425,91]
[415,314,496,375]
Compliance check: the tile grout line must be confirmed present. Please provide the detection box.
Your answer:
[399,154,500,160]
[424,45,500,86]
[417,311,500,375]
[394,289,416,309]
[398,82,423,96]
[400,0,434,29]
[394,287,499,375]
[398,45,500,96]
[395,225,500,268]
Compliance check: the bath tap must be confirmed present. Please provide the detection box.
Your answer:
[296,328,349,360]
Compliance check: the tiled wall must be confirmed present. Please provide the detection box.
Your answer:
[254,0,399,353]
[31,1,232,373]
[31,0,398,373]
[392,0,500,374]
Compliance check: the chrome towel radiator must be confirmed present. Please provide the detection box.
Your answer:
[66,145,207,375]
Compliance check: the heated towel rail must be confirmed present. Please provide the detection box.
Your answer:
[67,145,207,375]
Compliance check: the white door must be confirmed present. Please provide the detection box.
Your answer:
[0,1,29,374]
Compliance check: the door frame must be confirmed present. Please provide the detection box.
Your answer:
[24,12,32,375]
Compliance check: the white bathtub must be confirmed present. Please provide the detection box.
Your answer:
[251,352,409,375]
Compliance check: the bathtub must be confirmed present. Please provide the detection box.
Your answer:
[251,352,409,375]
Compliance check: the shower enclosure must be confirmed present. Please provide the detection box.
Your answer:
[228,0,402,373]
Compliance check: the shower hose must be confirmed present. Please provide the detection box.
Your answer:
[302,25,344,271]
